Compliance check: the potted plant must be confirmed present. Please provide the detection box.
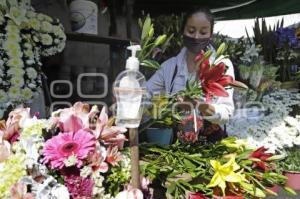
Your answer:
[141,94,176,145]
[279,147,300,190]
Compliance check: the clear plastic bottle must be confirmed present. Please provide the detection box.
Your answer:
[113,45,146,128]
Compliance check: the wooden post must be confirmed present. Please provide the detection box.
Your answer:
[129,128,141,189]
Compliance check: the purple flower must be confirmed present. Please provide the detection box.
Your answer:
[275,27,300,49]
[64,175,94,198]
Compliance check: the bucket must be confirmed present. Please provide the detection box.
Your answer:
[284,171,300,191]
[69,0,98,34]
[145,128,173,145]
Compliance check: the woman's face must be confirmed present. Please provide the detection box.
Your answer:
[183,13,212,39]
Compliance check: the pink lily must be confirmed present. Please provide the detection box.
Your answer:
[87,144,109,173]
[106,145,123,166]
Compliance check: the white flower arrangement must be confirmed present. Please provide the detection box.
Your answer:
[228,89,300,153]
[240,43,261,64]
[0,0,66,118]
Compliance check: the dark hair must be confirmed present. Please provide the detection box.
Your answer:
[181,7,215,34]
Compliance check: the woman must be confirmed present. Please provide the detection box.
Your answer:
[145,7,235,143]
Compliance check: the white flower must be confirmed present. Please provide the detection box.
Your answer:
[24,49,34,58]
[41,21,52,32]
[37,13,53,22]
[40,34,53,45]
[64,154,78,167]
[25,59,35,65]
[26,10,36,18]
[7,7,27,25]
[7,32,21,42]
[27,83,37,89]
[54,38,60,44]
[3,40,20,52]
[11,76,25,87]
[24,42,32,49]
[6,24,19,34]
[21,118,48,138]
[80,166,92,178]
[53,25,63,35]
[27,18,40,30]
[294,136,300,145]
[50,185,70,199]
[6,48,23,58]
[33,35,39,42]
[21,87,33,100]
[8,87,21,99]
[285,116,300,127]
[7,67,25,76]
[0,90,8,103]
[7,58,24,68]
[57,42,65,52]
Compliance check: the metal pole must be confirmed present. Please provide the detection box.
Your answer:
[129,128,141,189]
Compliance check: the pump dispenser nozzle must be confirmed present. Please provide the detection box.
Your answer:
[126,45,141,70]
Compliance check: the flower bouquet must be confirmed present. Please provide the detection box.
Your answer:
[0,0,66,118]
[0,102,135,198]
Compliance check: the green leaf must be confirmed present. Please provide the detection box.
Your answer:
[183,159,196,170]
[240,182,266,198]
[178,179,193,189]
[216,42,226,58]
[141,15,151,41]
[167,181,176,194]
[141,59,160,70]
[154,34,167,46]
[148,25,154,38]
[283,186,297,196]
[161,33,174,52]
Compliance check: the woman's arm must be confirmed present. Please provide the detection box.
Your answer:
[145,66,165,96]
[145,57,177,96]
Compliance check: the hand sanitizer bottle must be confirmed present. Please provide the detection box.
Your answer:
[113,45,146,128]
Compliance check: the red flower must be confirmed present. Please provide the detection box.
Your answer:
[250,146,273,171]
[195,50,248,102]
[197,57,233,102]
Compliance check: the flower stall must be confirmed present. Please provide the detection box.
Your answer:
[0,1,300,199]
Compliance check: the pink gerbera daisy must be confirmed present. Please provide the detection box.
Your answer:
[43,129,96,169]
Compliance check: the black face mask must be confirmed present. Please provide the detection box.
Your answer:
[182,35,211,54]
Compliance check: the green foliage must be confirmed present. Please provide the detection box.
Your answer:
[251,18,283,64]
[104,150,131,196]
[152,14,184,61]
[213,34,246,67]
[137,15,171,71]
[140,138,288,198]
[279,147,300,172]
[140,78,204,131]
